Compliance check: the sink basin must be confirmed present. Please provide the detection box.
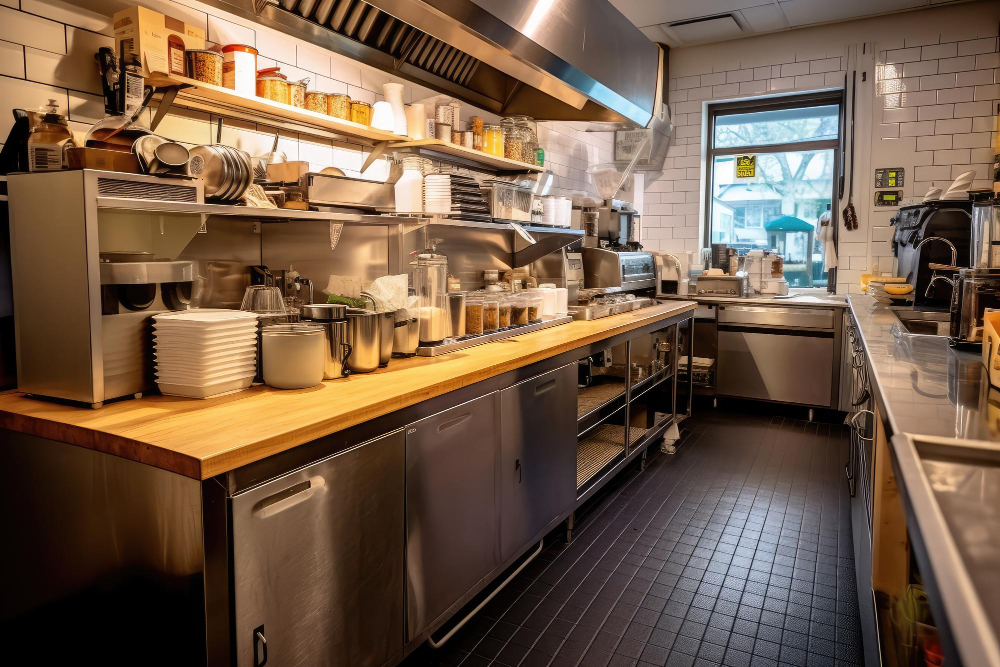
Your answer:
[890,306,951,336]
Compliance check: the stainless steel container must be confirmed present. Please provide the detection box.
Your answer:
[345,308,381,373]
[300,304,352,379]
[377,311,394,367]
[393,318,419,357]
[448,292,466,337]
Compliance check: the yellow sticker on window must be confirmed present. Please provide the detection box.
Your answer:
[735,154,756,179]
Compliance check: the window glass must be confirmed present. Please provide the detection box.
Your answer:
[713,104,839,149]
[710,150,835,287]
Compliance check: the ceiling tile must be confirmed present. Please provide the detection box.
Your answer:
[777,0,926,27]
[739,4,790,32]
[609,0,767,28]
[669,14,746,44]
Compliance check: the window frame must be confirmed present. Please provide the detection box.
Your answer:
[703,92,845,277]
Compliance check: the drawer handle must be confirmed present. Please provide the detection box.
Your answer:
[252,476,325,519]
[437,413,472,433]
[534,378,557,396]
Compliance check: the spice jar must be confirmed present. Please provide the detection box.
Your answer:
[509,297,529,326]
[328,93,351,120]
[465,298,484,336]
[288,79,306,108]
[498,298,512,329]
[304,90,328,114]
[483,124,503,157]
[256,75,289,104]
[524,294,543,322]
[222,44,258,95]
[350,100,372,125]
[481,297,500,333]
[471,116,484,151]
[187,49,223,86]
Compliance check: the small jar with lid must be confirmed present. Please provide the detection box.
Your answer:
[483,124,503,156]
[304,90,328,114]
[288,79,307,108]
[187,49,223,86]
[256,75,289,104]
[328,93,351,120]
[481,297,500,333]
[509,297,529,326]
[465,297,485,336]
[351,100,372,126]
[498,297,513,329]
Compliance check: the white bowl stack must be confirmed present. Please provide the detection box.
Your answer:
[424,174,452,214]
[153,310,259,398]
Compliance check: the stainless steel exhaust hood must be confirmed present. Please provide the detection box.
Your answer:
[209,0,666,128]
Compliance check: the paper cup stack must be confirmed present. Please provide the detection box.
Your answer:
[153,310,259,399]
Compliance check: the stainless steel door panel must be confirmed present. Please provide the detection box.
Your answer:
[718,305,835,330]
[406,392,499,641]
[717,329,834,406]
[232,430,405,667]
[499,363,576,563]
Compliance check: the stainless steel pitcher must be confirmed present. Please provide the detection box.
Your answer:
[345,308,381,373]
[300,304,352,379]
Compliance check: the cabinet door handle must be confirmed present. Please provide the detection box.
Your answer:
[253,626,267,666]
[252,476,325,519]
[534,378,557,396]
[437,412,472,433]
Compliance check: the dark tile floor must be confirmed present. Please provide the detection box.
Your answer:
[403,408,863,667]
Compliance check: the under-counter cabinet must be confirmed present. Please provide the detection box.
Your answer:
[405,393,500,641]
[231,429,405,667]
[499,363,577,563]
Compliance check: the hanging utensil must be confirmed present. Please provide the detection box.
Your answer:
[843,71,858,231]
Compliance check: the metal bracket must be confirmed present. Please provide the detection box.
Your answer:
[361,141,389,173]
[150,86,184,133]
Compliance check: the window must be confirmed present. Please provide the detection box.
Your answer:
[706,94,842,288]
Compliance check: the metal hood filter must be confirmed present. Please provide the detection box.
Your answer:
[214,0,665,127]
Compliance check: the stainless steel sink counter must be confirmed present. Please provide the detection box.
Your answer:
[848,294,1000,667]
[847,293,995,441]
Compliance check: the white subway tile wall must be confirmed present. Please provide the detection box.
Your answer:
[0,0,611,188]
[654,0,999,293]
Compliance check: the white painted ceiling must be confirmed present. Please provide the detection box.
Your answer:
[611,0,961,47]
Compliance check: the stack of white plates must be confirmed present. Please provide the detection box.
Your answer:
[424,174,452,214]
[153,310,259,398]
[541,196,572,227]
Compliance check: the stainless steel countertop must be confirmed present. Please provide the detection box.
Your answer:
[659,293,849,308]
[847,294,996,441]
[848,295,1000,667]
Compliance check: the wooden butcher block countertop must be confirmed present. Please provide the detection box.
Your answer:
[0,301,695,479]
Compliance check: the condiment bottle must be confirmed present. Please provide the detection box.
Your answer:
[27,99,75,171]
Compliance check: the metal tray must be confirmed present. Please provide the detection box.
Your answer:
[416,316,572,356]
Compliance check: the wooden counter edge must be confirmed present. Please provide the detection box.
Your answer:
[0,302,695,480]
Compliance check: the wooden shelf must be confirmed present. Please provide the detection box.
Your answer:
[390,139,545,173]
[147,72,408,144]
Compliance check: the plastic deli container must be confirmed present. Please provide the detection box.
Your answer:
[481,297,500,333]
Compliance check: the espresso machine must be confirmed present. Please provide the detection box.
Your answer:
[950,194,1000,348]
[892,199,972,307]
[597,199,639,250]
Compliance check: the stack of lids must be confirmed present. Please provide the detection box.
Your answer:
[153,310,259,399]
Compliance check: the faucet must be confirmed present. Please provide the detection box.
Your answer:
[925,274,955,298]
[915,236,958,267]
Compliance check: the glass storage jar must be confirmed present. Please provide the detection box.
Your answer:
[524,294,543,322]
[288,79,306,108]
[470,116,484,151]
[350,100,372,125]
[304,90,328,114]
[465,297,484,336]
[483,124,503,157]
[187,49,223,86]
[328,93,351,120]
[498,297,512,329]
[410,251,449,344]
[256,75,289,104]
[481,297,500,333]
[509,297,529,326]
